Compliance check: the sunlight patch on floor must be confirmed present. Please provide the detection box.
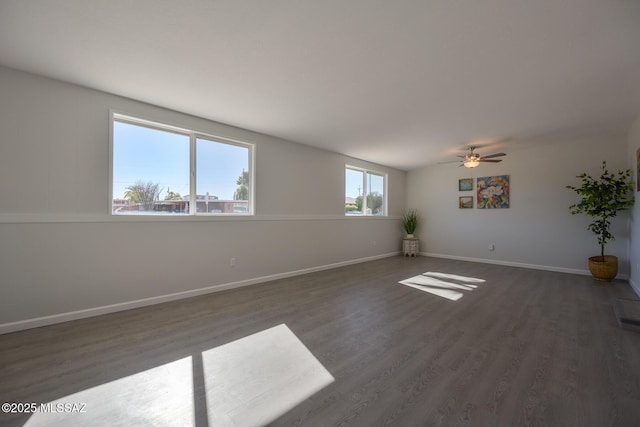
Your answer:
[422,271,486,283]
[25,356,195,426]
[399,271,485,301]
[24,324,333,427]
[202,323,335,426]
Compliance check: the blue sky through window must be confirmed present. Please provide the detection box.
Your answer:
[113,121,249,201]
[345,169,385,200]
[345,168,363,200]
[197,138,248,201]
[345,167,386,215]
[113,121,189,199]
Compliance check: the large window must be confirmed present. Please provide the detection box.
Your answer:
[111,114,253,215]
[345,166,386,216]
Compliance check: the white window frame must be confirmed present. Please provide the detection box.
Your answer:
[109,112,255,216]
[345,165,388,216]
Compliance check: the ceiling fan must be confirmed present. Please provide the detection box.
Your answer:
[452,146,506,168]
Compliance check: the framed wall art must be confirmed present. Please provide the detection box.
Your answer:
[477,175,510,209]
[458,178,473,191]
[459,196,473,209]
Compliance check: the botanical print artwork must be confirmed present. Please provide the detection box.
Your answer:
[459,178,473,191]
[477,175,510,209]
[459,196,473,209]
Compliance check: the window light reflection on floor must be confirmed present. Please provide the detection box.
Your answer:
[202,324,334,426]
[25,357,195,426]
[399,271,485,301]
[25,324,334,427]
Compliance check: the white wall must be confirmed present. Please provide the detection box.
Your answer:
[407,128,631,275]
[627,113,640,296]
[0,66,406,332]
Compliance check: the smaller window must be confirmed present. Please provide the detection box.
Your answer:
[345,166,387,216]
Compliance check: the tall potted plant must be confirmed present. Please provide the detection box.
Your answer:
[566,161,634,281]
[402,209,418,237]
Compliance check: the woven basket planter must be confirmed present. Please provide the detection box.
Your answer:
[588,255,618,282]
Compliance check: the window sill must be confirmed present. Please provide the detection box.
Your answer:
[0,213,401,224]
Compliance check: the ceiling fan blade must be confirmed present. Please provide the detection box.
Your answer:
[478,159,502,163]
[438,160,463,164]
[480,153,506,159]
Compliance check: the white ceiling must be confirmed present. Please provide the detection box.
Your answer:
[1,0,639,170]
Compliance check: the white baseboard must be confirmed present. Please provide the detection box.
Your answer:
[422,252,630,280]
[0,252,400,335]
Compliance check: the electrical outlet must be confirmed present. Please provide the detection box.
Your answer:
[489,244,495,251]
[230,258,236,267]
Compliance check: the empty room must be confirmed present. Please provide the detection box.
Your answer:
[1,1,640,426]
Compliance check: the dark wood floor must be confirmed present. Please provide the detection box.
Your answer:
[2,256,640,426]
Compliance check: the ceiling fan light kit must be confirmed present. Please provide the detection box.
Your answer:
[463,155,481,168]
[456,146,506,168]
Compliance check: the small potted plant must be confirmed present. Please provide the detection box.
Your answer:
[402,209,418,238]
[566,161,634,281]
